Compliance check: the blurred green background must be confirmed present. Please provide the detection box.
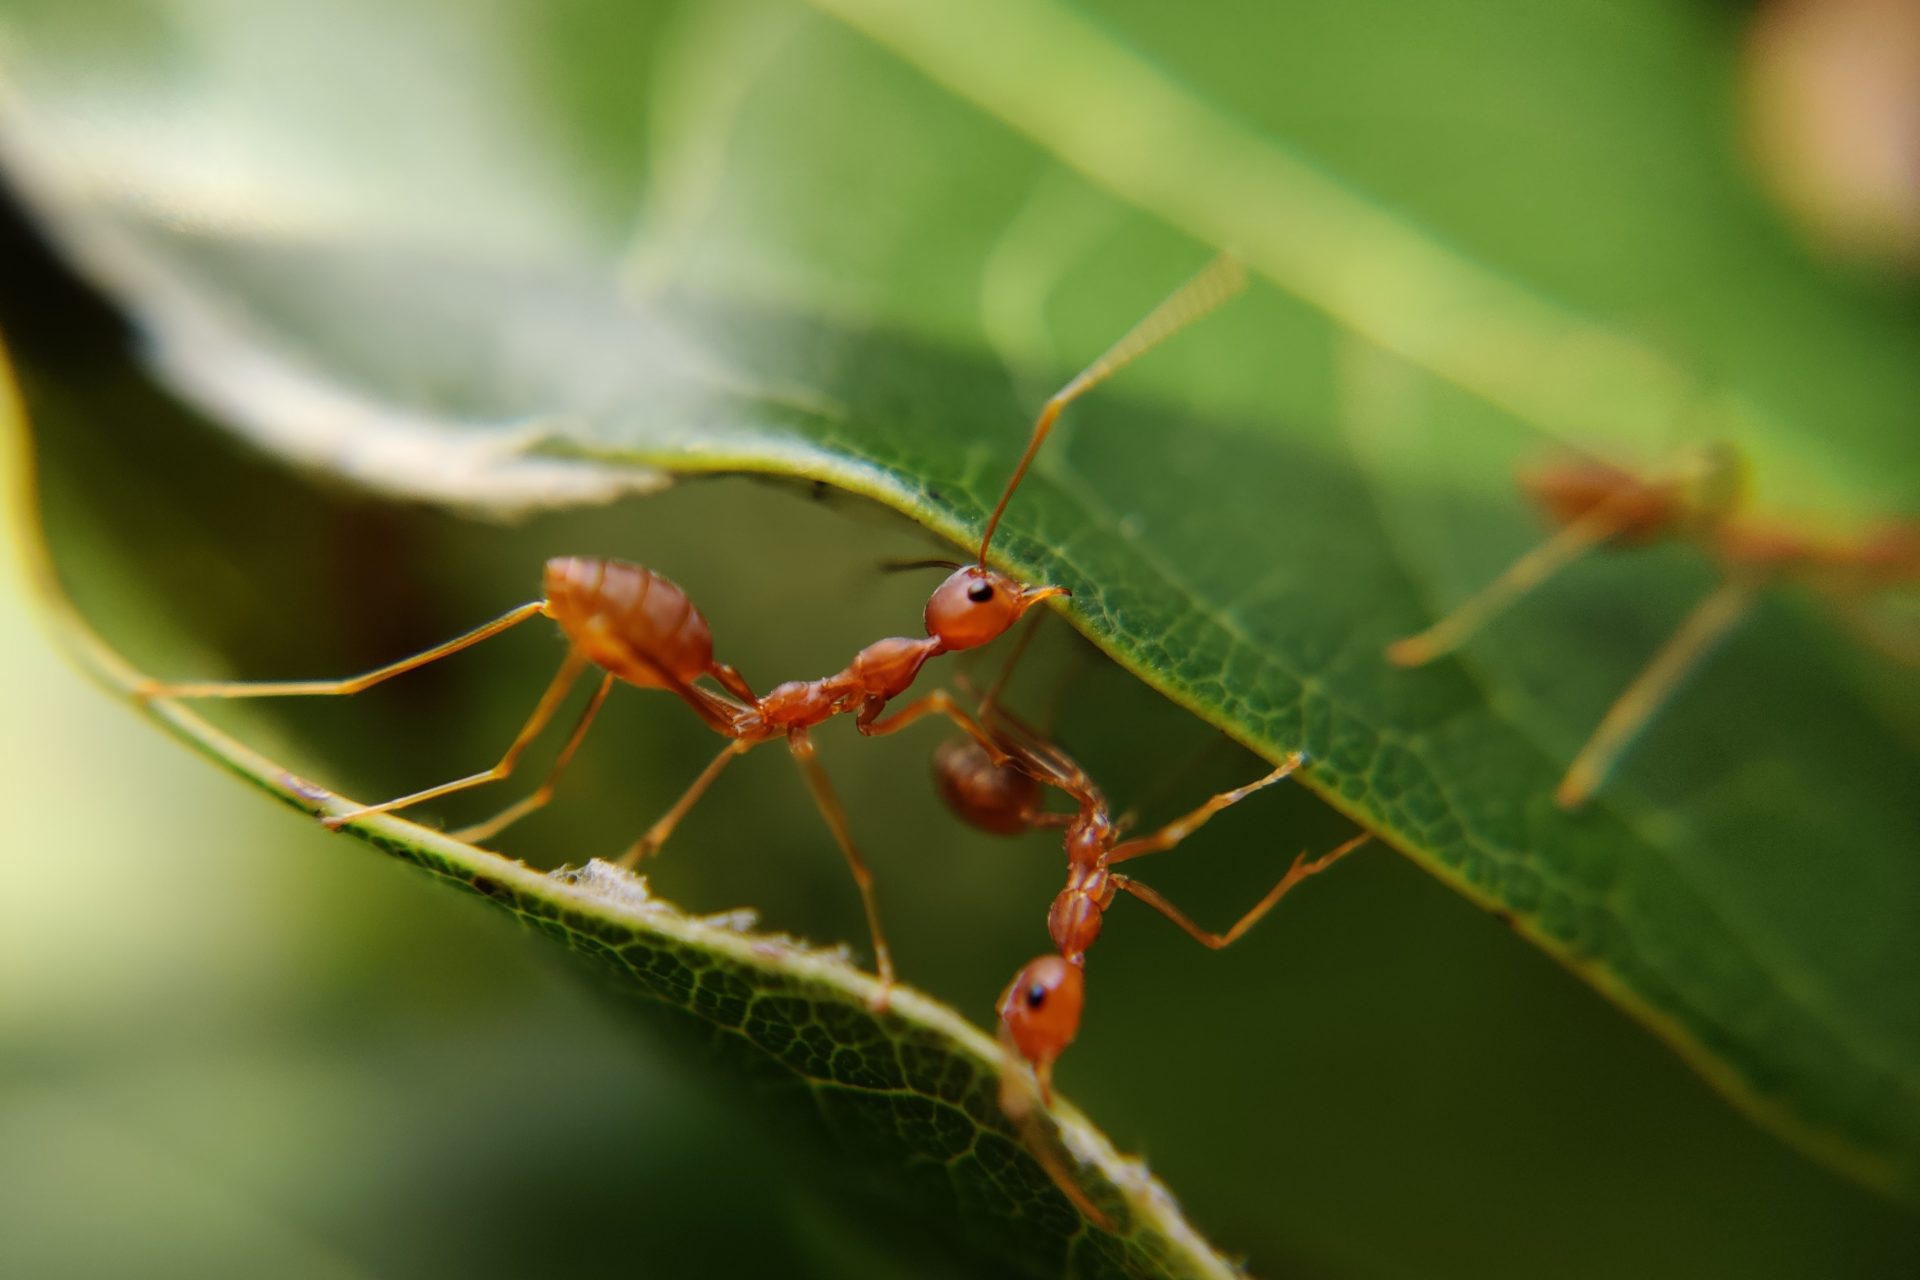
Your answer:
[4,0,1919,1276]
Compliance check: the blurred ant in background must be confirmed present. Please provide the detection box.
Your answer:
[1387,443,1919,807]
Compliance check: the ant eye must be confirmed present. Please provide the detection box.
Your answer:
[967,581,995,604]
[1025,983,1049,1008]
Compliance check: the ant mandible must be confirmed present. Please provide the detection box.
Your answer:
[1386,443,1920,807]
[135,253,1251,997]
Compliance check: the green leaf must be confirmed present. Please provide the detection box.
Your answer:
[3,0,1917,1221]
[1,356,1246,1280]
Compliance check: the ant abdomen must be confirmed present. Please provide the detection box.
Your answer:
[543,556,715,689]
[933,738,1040,835]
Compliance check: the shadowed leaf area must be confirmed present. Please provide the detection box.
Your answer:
[2,1,1918,1277]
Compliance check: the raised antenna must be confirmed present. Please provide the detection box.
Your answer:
[977,252,1248,566]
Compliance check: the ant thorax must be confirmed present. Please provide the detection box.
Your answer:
[1047,875,1108,960]
[751,679,835,730]
[744,634,941,733]
[847,635,942,701]
[1065,811,1115,868]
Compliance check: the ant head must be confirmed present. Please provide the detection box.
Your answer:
[997,954,1085,1087]
[924,566,1067,651]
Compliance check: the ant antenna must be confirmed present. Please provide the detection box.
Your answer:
[876,556,963,574]
[976,252,1249,567]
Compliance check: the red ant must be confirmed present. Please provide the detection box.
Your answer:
[1386,443,1920,807]
[925,683,1368,1222]
[937,697,1368,1102]
[134,254,1251,997]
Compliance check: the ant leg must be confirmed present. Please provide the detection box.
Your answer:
[452,672,615,845]
[977,253,1247,560]
[786,728,895,1004]
[136,601,548,699]
[859,689,1009,763]
[1556,578,1755,808]
[617,738,754,868]
[1115,831,1370,948]
[1386,488,1677,668]
[1106,752,1307,864]
[322,649,587,830]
